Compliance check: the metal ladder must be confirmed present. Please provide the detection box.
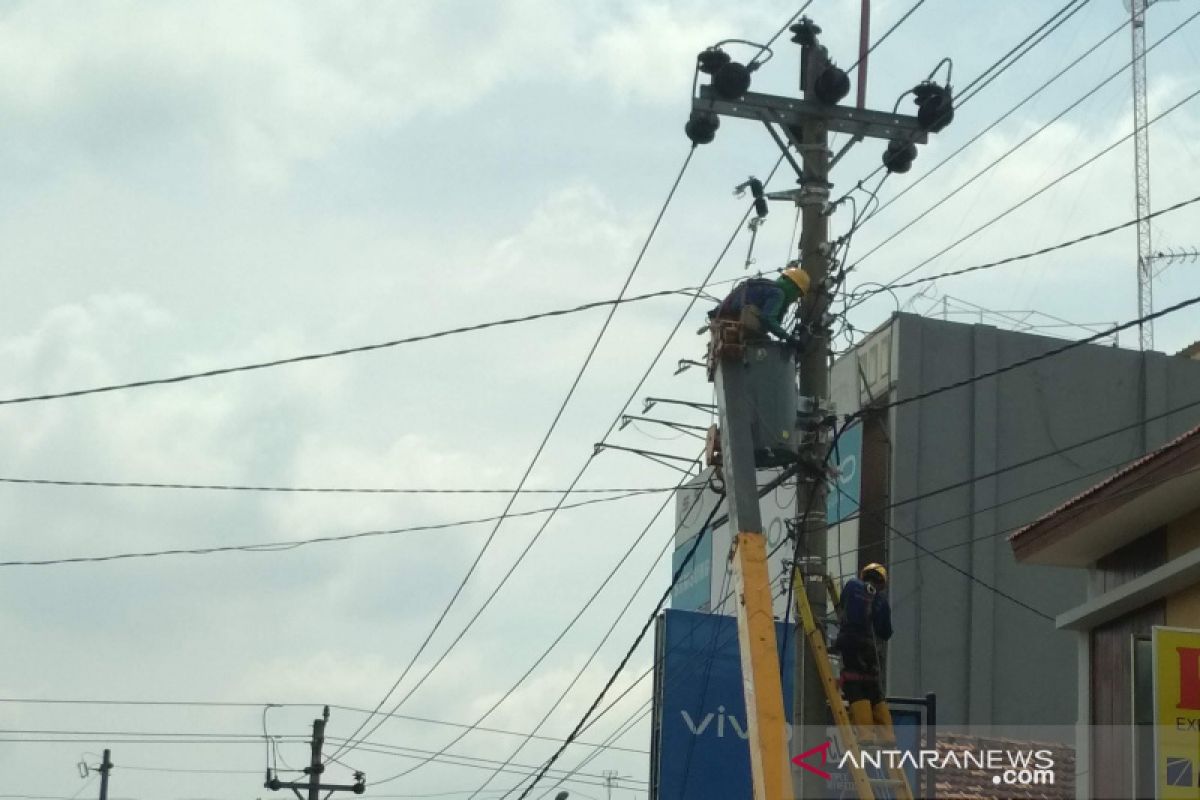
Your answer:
[792,572,914,800]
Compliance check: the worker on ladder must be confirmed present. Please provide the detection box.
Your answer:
[707,264,811,347]
[836,563,894,743]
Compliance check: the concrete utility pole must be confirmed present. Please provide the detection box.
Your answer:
[98,749,112,800]
[689,13,942,799]
[794,31,835,800]
[264,707,365,799]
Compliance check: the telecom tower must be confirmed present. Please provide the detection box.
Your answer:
[1129,0,1154,350]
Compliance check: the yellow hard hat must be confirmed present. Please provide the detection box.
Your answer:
[781,267,811,295]
[861,563,888,584]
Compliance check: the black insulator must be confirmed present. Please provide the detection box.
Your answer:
[712,61,753,100]
[685,111,720,145]
[882,139,918,173]
[747,178,767,216]
[914,81,954,132]
[697,47,731,76]
[789,18,821,46]
[814,66,851,105]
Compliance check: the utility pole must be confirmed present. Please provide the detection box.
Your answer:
[98,749,112,800]
[688,14,947,800]
[602,769,618,800]
[264,706,366,799]
[794,28,835,800]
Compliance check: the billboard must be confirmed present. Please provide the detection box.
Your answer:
[671,528,713,612]
[651,609,921,799]
[1153,626,1200,798]
[826,421,862,525]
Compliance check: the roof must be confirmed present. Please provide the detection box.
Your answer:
[1178,339,1200,360]
[1009,421,1200,566]
[935,734,1075,800]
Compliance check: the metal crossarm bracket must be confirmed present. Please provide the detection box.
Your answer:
[696,86,928,144]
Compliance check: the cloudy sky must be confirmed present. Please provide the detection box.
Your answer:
[1,0,1198,797]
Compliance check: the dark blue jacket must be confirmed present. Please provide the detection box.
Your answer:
[839,578,892,641]
[710,278,793,340]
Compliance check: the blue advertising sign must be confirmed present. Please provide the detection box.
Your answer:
[827,421,863,525]
[670,530,712,613]
[652,609,920,800]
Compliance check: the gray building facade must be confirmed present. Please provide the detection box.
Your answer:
[834,313,1200,725]
[674,312,1200,728]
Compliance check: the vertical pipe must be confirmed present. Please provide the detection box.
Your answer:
[925,693,937,799]
[857,0,871,108]
[309,710,327,800]
[98,749,111,800]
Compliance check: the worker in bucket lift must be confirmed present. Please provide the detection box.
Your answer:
[707,264,811,347]
[836,563,894,743]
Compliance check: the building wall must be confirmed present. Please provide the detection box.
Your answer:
[876,314,1200,725]
[1167,506,1200,625]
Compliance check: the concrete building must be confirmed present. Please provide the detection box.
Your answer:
[673,313,1200,729]
[1011,421,1200,799]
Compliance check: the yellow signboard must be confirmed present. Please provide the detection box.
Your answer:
[1154,626,1200,798]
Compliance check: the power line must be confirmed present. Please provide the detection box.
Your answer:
[510,491,728,800]
[446,158,793,800]
[846,0,929,74]
[0,697,647,755]
[327,145,699,763]
[861,12,1127,228]
[333,147,787,768]
[844,0,1095,190]
[456,478,722,797]
[0,477,675,495]
[369,149,791,780]
[833,484,1052,620]
[0,293,698,409]
[849,193,1200,298]
[852,80,1200,299]
[859,292,1200,417]
[954,0,1091,102]
[0,490,658,568]
[849,8,1200,278]
[367,461,709,788]
[543,394,1200,783]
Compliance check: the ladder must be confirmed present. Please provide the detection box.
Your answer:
[792,571,914,800]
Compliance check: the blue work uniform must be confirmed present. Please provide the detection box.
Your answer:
[709,278,797,340]
[836,577,892,704]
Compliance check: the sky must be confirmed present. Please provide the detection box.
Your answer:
[1,0,1198,798]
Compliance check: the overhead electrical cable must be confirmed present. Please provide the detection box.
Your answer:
[849,8,1200,277]
[366,459,709,787]
[365,151,789,783]
[859,293,1200,417]
[331,149,789,770]
[0,491,657,568]
[326,145,698,763]
[509,490,728,800]
[4,168,1195,421]
[844,0,1095,190]
[845,0,929,74]
[861,13,1129,228]
[0,477,676,495]
[850,81,1200,302]
[850,193,1200,298]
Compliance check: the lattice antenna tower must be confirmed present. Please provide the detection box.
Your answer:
[1129,0,1154,349]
